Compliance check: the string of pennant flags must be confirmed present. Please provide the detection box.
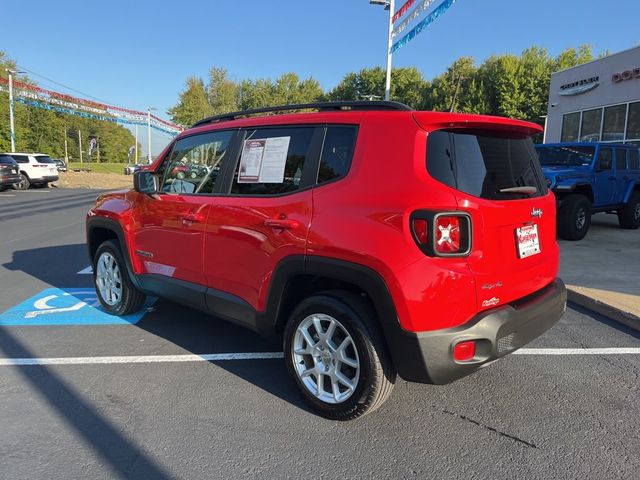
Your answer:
[0,77,182,136]
[391,0,457,53]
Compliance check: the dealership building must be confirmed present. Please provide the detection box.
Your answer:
[545,45,640,146]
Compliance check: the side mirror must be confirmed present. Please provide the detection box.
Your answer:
[134,171,158,194]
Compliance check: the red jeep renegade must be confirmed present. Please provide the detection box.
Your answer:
[87,101,567,420]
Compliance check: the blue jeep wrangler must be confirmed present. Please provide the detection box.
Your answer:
[535,142,640,240]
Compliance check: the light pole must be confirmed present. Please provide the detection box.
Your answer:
[147,107,156,164]
[5,68,25,152]
[370,0,395,101]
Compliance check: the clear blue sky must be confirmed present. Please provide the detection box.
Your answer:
[1,0,639,154]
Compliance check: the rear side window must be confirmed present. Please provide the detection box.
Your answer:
[317,126,356,184]
[426,130,546,200]
[598,148,613,170]
[615,149,627,170]
[629,149,639,170]
[11,155,29,164]
[231,127,314,195]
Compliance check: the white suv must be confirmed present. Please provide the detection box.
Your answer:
[4,153,59,189]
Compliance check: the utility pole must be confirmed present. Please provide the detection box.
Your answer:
[370,1,395,101]
[135,124,138,164]
[450,72,464,113]
[97,136,100,163]
[64,129,69,162]
[5,69,24,152]
[78,130,83,163]
[147,108,153,164]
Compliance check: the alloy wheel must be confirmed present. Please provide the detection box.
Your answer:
[292,314,360,404]
[95,252,123,306]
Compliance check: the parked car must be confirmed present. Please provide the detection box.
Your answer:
[53,158,68,172]
[535,142,640,240]
[0,154,21,190]
[87,101,567,420]
[1,152,59,189]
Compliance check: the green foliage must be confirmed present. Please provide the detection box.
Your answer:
[167,76,213,126]
[0,51,136,162]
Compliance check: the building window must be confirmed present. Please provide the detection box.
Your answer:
[580,108,602,142]
[561,112,580,142]
[602,104,627,142]
[626,101,640,141]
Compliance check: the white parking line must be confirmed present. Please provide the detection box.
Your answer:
[0,194,16,197]
[0,348,639,366]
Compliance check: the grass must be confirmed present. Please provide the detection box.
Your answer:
[66,162,126,174]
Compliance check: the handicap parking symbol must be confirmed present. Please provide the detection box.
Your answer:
[0,288,154,326]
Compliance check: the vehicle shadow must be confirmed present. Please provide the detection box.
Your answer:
[3,244,312,415]
[0,327,173,479]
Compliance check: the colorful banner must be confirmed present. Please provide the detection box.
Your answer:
[391,0,457,52]
[392,0,417,23]
[14,97,180,137]
[392,0,436,38]
[0,77,182,133]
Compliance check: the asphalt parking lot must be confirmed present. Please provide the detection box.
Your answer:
[1,188,639,479]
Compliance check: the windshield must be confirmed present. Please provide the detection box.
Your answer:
[35,155,55,164]
[535,146,594,167]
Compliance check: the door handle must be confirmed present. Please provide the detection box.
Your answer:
[180,212,205,223]
[264,219,299,230]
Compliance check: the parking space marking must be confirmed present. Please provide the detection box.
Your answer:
[0,194,16,197]
[0,352,284,366]
[0,288,154,325]
[77,266,93,274]
[0,348,639,367]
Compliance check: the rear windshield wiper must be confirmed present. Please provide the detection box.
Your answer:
[499,186,537,195]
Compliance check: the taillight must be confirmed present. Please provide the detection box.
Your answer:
[412,218,428,245]
[411,211,472,257]
[33,164,48,168]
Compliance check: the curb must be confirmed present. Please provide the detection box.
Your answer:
[567,288,640,332]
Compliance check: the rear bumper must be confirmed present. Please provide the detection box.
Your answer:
[388,279,567,384]
[0,174,21,186]
[35,175,59,183]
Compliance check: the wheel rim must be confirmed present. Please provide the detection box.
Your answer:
[95,252,123,306]
[576,208,586,230]
[292,314,360,404]
[634,203,640,221]
[18,175,28,189]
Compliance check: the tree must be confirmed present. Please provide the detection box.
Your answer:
[207,67,238,115]
[167,76,212,126]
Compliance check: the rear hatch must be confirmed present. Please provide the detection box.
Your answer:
[0,155,20,177]
[33,155,58,176]
[421,119,558,311]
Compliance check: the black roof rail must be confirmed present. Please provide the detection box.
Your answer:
[191,100,412,127]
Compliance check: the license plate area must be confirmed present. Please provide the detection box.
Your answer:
[516,224,541,259]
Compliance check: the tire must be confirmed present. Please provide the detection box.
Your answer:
[284,290,396,420]
[93,240,146,315]
[617,192,640,229]
[557,194,591,241]
[13,173,30,190]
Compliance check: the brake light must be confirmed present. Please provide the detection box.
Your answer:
[412,218,428,245]
[33,164,48,168]
[435,216,461,254]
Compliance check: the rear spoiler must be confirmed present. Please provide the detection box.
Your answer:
[412,111,543,137]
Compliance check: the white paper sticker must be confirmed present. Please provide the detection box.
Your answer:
[237,136,290,183]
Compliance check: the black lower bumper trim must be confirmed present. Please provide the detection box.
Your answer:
[390,279,567,384]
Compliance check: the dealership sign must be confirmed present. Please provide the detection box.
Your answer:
[558,76,599,96]
[612,67,640,83]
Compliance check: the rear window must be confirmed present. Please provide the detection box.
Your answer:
[426,130,546,200]
[34,155,55,164]
[535,146,594,166]
[0,155,17,165]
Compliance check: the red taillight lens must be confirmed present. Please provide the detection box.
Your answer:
[412,218,428,245]
[453,341,476,362]
[435,216,461,254]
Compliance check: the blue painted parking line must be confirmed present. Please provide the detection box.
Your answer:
[0,288,154,326]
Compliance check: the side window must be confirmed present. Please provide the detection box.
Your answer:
[629,149,639,170]
[615,149,627,171]
[12,155,28,164]
[160,130,233,194]
[317,126,357,184]
[231,127,314,195]
[598,148,613,170]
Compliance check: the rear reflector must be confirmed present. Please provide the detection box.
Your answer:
[412,218,428,245]
[453,341,476,362]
